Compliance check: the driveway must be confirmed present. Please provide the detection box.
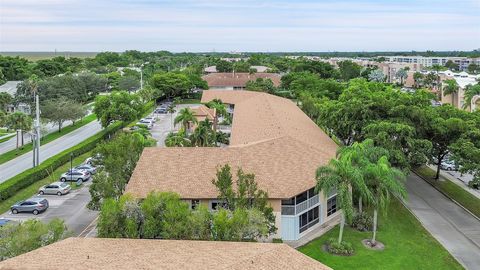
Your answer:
[405,173,480,270]
[0,181,98,236]
[0,121,102,182]
[150,104,198,147]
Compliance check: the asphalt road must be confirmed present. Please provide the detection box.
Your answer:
[405,173,480,270]
[0,121,102,183]
[0,181,98,236]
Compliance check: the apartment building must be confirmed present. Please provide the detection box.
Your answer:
[126,90,341,241]
[384,56,480,71]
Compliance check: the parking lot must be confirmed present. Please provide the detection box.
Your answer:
[148,103,199,147]
[0,181,98,236]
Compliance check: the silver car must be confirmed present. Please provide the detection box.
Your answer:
[38,182,71,196]
[60,169,91,182]
[11,198,49,215]
[74,164,97,175]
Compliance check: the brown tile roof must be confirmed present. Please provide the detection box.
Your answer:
[0,238,331,270]
[192,105,216,121]
[202,72,281,87]
[126,91,337,199]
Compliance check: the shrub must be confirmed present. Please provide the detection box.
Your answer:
[326,238,354,256]
[272,238,283,243]
[351,212,373,231]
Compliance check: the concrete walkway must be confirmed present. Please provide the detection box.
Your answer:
[405,173,480,270]
[285,214,340,249]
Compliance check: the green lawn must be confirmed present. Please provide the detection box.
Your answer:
[0,134,15,144]
[414,166,480,218]
[0,152,91,214]
[0,114,96,165]
[299,199,463,270]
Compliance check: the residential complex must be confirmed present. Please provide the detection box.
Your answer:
[201,72,281,90]
[383,56,480,71]
[0,237,331,270]
[126,90,340,241]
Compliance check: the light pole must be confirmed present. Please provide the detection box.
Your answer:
[70,153,73,173]
[140,62,149,91]
[35,92,40,166]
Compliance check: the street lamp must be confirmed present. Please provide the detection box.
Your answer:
[140,62,150,90]
[70,153,73,173]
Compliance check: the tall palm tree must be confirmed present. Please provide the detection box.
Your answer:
[443,79,459,106]
[174,108,197,132]
[364,156,406,245]
[6,112,32,149]
[190,119,214,147]
[316,158,371,244]
[463,84,480,111]
[167,104,176,130]
[165,131,191,147]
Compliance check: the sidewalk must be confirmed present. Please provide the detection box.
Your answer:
[428,165,480,200]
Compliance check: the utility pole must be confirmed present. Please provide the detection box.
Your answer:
[33,92,40,167]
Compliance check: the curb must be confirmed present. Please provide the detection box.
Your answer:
[411,170,480,223]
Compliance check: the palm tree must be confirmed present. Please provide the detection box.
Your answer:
[316,158,371,244]
[190,119,214,147]
[443,79,459,106]
[413,72,424,88]
[395,68,408,86]
[364,156,406,246]
[463,84,480,111]
[167,104,176,131]
[165,131,191,147]
[174,108,197,132]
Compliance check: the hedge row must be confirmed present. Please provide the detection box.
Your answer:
[0,100,154,203]
[0,121,123,202]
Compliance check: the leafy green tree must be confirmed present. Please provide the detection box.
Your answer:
[104,72,122,91]
[451,129,480,188]
[174,107,197,131]
[34,58,67,77]
[467,63,479,74]
[137,86,155,103]
[0,111,6,127]
[216,60,233,72]
[245,78,276,94]
[0,92,12,112]
[291,60,337,79]
[41,97,86,132]
[88,133,145,209]
[364,121,432,170]
[0,219,69,261]
[6,112,32,148]
[93,91,143,128]
[233,61,250,72]
[150,72,193,98]
[0,55,32,80]
[316,158,371,245]
[413,72,424,88]
[445,60,459,71]
[337,60,362,81]
[118,76,140,92]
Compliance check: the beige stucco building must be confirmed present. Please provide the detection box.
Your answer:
[126,90,341,241]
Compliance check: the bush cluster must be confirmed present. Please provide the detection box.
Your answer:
[326,238,354,256]
[351,212,373,231]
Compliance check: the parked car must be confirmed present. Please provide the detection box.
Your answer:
[74,164,97,175]
[60,169,91,182]
[155,108,167,114]
[38,182,71,196]
[136,120,153,129]
[11,198,49,215]
[143,116,156,123]
[85,154,103,166]
[440,161,456,171]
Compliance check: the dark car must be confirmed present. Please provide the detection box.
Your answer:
[11,198,49,215]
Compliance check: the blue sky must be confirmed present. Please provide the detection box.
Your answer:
[0,0,479,52]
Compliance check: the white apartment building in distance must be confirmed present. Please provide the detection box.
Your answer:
[383,56,480,71]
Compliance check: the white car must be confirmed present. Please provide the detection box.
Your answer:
[136,119,153,129]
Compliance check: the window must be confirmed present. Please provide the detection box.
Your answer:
[299,206,320,233]
[327,195,337,216]
[191,200,200,210]
[295,191,308,204]
[210,200,226,210]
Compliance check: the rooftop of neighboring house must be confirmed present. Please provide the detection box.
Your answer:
[0,237,331,270]
[204,66,271,73]
[126,91,337,199]
[0,81,21,96]
[191,105,216,121]
[202,72,281,87]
